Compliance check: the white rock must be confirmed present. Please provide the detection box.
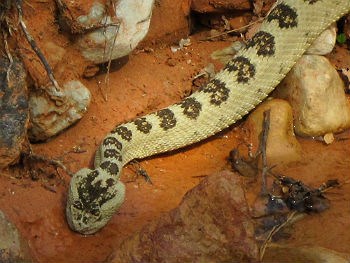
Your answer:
[76,2,106,27]
[77,0,154,64]
[274,55,350,137]
[306,23,337,55]
[29,80,91,141]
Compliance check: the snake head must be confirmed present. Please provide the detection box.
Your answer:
[66,167,125,234]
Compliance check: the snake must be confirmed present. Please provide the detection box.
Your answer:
[66,0,350,234]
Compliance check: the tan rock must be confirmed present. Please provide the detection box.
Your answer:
[244,99,302,165]
[306,23,337,55]
[112,171,258,263]
[275,55,350,137]
[323,133,335,145]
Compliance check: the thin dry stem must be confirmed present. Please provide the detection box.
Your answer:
[259,211,298,261]
[16,0,63,97]
[2,29,13,82]
[101,0,120,101]
[202,0,280,41]
[24,152,74,177]
[260,110,271,195]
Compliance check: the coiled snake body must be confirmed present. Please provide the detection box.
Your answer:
[67,0,350,234]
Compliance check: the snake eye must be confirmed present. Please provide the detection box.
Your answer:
[73,200,83,210]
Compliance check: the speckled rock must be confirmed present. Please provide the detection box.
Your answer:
[274,55,350,137]
[72,0,154,63]
[29,80,91,141]
[0,58,29,168]
[244,99,302,165]
[112,171,258,263]
[0,210,34,262]
[306,23,337,55]
[191,0,252,13]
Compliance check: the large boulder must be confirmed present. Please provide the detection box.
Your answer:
[112,171,258,263]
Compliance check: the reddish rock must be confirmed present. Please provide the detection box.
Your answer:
[111,171,258,263]
[228,12,253,32]
[191,0,252,13]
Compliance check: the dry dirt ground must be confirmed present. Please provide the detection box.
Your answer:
[0,2,350,263]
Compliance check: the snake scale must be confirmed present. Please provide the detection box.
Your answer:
[66,0,350,234]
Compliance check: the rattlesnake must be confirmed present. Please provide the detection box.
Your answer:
[66,0,350,234]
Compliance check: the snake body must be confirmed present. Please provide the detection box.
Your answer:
[66,0,350,234]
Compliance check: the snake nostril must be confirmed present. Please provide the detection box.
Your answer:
[73,200,83,210]
[89,203,101,217]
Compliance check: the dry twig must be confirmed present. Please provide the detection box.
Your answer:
[23,152,74,177]
[203,18,264,41]
[102,19,120,101]
[2,29,13,82]
[128,160,153,184]
[259,110,271,195]
[202,0,280,41]
[259,211,298,261]
[15,0,65,103]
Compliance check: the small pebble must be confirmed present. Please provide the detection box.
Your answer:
[323,133,335,144]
